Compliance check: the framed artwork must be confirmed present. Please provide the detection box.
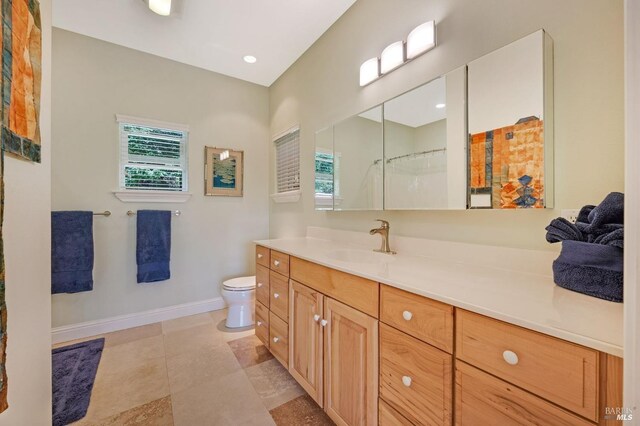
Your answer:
[204,147,244,197]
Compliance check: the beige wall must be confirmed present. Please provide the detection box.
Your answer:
[51,29,270,327]
[269,0,624,250]
[0,0,52,424]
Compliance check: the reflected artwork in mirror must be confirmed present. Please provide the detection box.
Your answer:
[467,30,554,209]
[384,67,467,210]
[333,105,384,211]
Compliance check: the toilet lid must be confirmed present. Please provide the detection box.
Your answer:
[223,276,255,291]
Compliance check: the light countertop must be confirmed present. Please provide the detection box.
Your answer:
[255,235,624,357]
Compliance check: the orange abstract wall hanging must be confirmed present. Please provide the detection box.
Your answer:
[0,0,42,412]
[469,117,545,209]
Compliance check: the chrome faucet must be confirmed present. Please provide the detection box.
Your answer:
[369,219,396,254]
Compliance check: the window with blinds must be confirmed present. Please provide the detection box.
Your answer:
[118,117,189,192]
[274,128,300,193]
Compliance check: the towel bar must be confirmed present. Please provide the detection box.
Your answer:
[127,210,181,217]
[93,211,111,217]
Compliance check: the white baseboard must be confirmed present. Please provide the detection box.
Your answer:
[51,297,226,344]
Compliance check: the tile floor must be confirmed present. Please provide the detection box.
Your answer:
[55,309,334,426]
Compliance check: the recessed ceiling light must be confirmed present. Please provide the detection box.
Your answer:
[148,0,171,16]
[243,55,257,64]
[436,103,446,109]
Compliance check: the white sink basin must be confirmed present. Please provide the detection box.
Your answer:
[326,249,396,264]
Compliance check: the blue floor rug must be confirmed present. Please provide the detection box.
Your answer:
[52,338,105,426]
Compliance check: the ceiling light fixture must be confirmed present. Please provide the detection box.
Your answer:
[359,20,437,87]
[148,0,171,16]
[243,55,257,64]
[436,103,446,109]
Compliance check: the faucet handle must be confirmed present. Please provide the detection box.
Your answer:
[375,219,390,228]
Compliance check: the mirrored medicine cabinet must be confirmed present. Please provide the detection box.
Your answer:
[315,29,554,211]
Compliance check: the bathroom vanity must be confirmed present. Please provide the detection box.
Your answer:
[254,231,623,426]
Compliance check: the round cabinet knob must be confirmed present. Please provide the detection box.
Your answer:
[273,293,279,299]
[257,253,263,259]
[402,310,413,321]
[402,376,412,387]
[503,350,519,365]
[320,319,328,327]
[273,337,279,343]
[257,282,263,288]
[257,321,262,327]
[274,260,280,267]
[313,314,321,322]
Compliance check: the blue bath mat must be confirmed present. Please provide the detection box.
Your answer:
[52,338,105,426]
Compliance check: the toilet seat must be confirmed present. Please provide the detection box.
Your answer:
[222,276,255,291]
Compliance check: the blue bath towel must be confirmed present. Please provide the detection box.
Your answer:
[582,192,624,233]
[136,210,171,283]
[552,240,623,302]
[51,211,94,294]
[545,218,584,243]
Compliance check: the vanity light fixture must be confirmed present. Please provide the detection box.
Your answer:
[243,55,257,64]
[148,0,171,16]
[406,21,436,60]
[359,58,380,86]
[359,20,436,87]
[435,103,446,109]
[380,41,405,74]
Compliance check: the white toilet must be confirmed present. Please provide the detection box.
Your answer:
[221,276,256,328]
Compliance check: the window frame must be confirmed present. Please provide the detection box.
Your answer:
[116,114,190,193]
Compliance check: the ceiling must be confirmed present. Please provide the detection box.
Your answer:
[52,0,356,87]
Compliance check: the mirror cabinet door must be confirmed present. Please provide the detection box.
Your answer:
[383,66,467,210]
[315,126,335,211]
[467,29,553,209]
[333,105,384,211]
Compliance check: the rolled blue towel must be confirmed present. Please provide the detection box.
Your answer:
[552,240,623,302]
[595,228,624,248]
[545,218,583,243]
[575,222,623,237]
[585,192,624,230]
[576,205,595,223]
[136,210,171,283]
[51,211,94,294]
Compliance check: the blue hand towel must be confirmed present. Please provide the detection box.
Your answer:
[136,210,171,283]
[51,211,94,294]
[545,218,584,243]
[583,192,624,232]
[552,240,623,302]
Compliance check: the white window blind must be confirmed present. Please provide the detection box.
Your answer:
[274,128,300,193]
[117,115,189,192]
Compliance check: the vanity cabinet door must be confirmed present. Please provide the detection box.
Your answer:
[324,297,378,426]
[289,281,324,405]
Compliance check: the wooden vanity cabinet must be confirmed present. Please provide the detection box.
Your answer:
[255,246,291,366]
[289,279,379,426]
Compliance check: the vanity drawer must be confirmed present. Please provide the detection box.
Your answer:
[270,250,290,276]
[256,245,270,268]
[290,257,379,318]
[379,399,414,426]
[455,361,592,426]
[269,271,289,322]
[255,302,269,348]
[380,285,454,353]
[380,324,452,426]
[456,309,599,421]
[269,311,289,367]
[256,265,270,307]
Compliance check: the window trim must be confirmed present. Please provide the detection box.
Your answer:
[114,114,192,203]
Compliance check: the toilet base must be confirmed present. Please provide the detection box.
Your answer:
[226,303,255,328]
